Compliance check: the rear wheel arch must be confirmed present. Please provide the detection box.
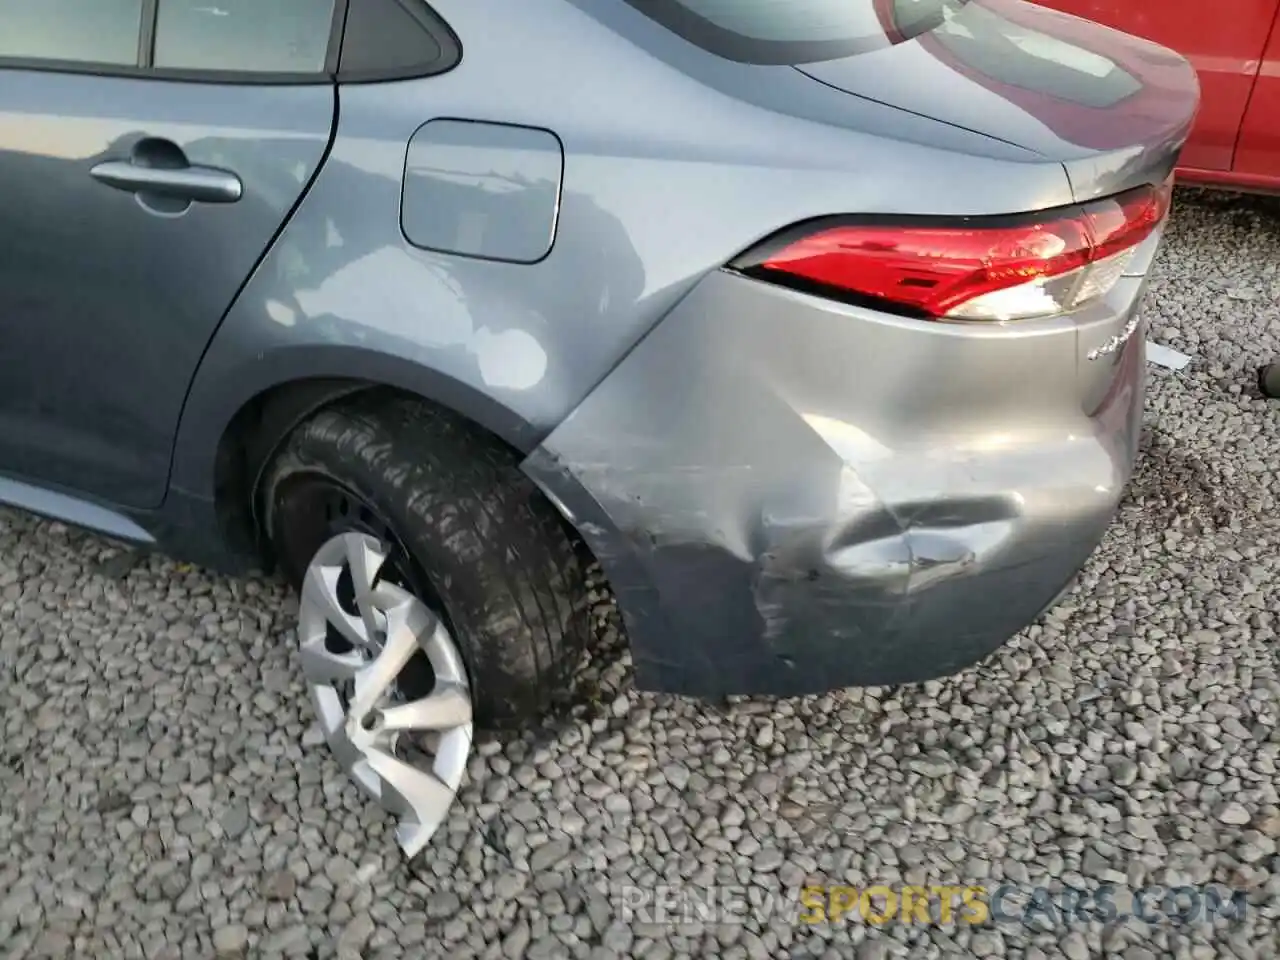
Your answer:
[213,377,369,559]
[209,371,546,567]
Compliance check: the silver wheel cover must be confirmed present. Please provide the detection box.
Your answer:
[298,532,472,857]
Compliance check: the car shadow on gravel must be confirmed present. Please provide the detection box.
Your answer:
[1175,186,1280,224]
[1118,423,1246,534]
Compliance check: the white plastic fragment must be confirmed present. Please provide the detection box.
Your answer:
[1147,342,1192,371]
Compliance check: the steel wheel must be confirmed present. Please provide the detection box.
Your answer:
[298,530,472,857]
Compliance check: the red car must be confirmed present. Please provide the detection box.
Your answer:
[1035,0,1280,192]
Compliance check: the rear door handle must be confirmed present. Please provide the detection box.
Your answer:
[90,160,243,204]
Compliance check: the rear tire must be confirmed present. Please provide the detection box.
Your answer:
[262,394,590,731]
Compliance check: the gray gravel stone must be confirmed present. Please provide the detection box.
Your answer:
[212,924,249,957]
[502,920,531,959]
[220,802,250,839]
[337,913,375,956]
[260,871,296,902]
[1062,931,1089,960]
[259,924,310,955]
[1104,756,1140,787]
[529,837,573,873]
[1219,802,1252,825]
[752,847,785,872]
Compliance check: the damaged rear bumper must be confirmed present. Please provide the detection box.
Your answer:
[524,269,1148,698]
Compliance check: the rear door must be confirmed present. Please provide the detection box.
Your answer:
[1234,2,1280,183]
[0,0,337,508]
[1032,0,1277,172]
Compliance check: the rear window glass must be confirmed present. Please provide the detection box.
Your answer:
[621,0,968,64]
[923,0,1141,107]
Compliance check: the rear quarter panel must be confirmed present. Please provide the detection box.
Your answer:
[171,0,1076,504]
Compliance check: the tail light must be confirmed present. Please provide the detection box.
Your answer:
[733,180,1173,322]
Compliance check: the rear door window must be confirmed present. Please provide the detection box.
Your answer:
[153,0,336,74]
[621,0,966,64]
[0,0,143,66]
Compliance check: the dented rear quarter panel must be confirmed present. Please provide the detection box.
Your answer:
[526,269,1150,698]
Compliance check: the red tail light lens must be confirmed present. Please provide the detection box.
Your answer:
[736,181,1172,322]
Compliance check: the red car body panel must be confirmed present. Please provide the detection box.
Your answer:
[1034,0,1280,191]
[1235,7,1280,186]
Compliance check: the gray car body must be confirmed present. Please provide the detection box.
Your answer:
[0,0,1197,697]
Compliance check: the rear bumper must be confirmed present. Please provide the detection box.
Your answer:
[525,269,1148,698]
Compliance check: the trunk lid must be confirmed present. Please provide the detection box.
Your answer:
[795,0,1199,200]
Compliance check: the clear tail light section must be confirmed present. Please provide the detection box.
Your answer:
[733,179,1173,322]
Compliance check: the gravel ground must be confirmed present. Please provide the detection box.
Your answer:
[2,190,1279,960]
